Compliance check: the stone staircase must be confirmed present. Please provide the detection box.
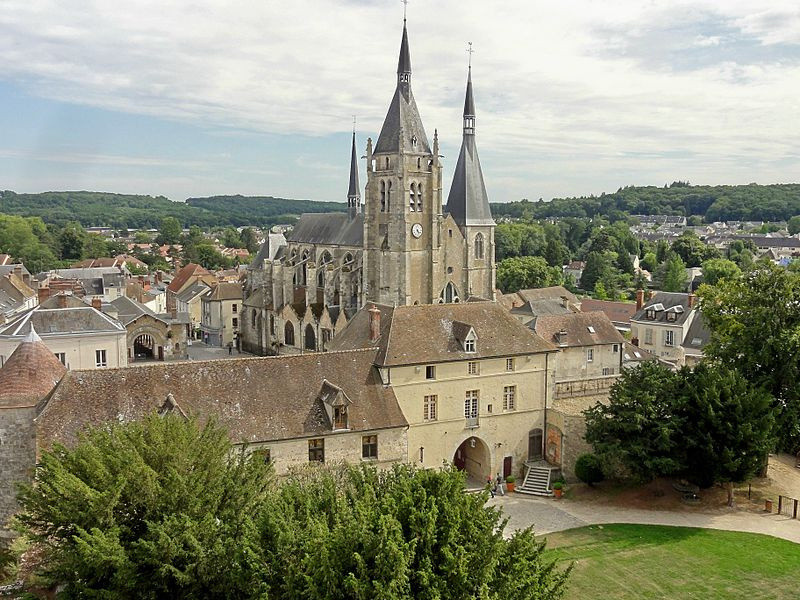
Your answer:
[516,463,556,496]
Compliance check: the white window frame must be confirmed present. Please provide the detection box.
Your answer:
[95,349,107,368]
[586,348,594,362]
[503,385,516,411]
[664,330,675,347]
[467,361,479,375]
[644,328,653,345]
[464,338,476,353]
[464,390,479,419]
[506,358,515,371]
[424,395,438,421]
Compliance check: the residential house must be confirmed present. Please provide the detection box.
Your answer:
[166,263,215,315]
[109,296,189,362]
[176,282,211,338]
[0,293,127,370]
[630,291,702,367]
[201,282,243,348]
[579,299,637,334]
[0,271,37,323]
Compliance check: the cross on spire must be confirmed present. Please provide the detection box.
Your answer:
[352,115,357,133]
[467,41,474,68]
[402,0,408,21]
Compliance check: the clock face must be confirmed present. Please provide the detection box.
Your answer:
[411,223,423,238]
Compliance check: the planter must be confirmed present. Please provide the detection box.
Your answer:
[506,482,515,493]
[553,488,563,499]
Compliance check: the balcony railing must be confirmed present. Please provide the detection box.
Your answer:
[465,416,479,428]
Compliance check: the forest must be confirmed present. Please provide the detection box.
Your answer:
[0,191,345,229]
[490,182,800,222]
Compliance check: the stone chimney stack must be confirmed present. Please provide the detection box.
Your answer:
[688,293,696,309]
[636,289,645,311]
[368,305,381,344]
[57,293,68,309]
[91,297,102,311]
[557,328,568,347]
[38,287,51,304]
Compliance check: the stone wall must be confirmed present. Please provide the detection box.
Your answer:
[0,407,35,538]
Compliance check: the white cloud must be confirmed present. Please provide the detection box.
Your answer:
[0,0,798,201]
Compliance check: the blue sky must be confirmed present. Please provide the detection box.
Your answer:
[1,0,799,203]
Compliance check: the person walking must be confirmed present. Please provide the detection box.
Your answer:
[487,476,495,498]
[495,474,505,496]
[227,342,233,356]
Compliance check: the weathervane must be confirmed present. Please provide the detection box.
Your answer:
[467,41,474,68]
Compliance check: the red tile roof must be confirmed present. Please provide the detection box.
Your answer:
[0,331,67,409]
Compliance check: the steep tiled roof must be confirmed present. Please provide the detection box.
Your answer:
[682,313,711,355]
[287,213,363,247]
[36,349,405,448]
[167,263,211,294]
[329,301,555,366]
[631,292,693,326]
[0,330,67,409]
[533,311,624,347]
[0,301,124,337]
[580,299,637,326]
[204,282,243,302]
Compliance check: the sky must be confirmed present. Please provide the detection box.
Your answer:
[1,0,799,204]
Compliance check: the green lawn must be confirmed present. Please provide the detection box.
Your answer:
[544,524,800,600]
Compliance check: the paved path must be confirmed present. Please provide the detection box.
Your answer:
[487,493,800,544]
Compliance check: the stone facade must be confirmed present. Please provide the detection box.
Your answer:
[0,406,36,538]
[241,20,496,356]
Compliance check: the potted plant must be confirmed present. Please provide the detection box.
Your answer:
[553,481,564,498]
[505,475,516,493]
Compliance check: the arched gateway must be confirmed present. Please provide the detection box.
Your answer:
[453,436,491,482]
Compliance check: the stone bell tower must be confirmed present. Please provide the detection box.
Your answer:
[362,16,444,306]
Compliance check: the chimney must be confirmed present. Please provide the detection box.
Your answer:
[557,328,568,347]
[560,296,570,309]
[648,290,657,301]
[57,293,68,309]
[38,286,51,303]
[368,305,381,344]
[631,337,640,347]
[12,265,22,279]
[91,297,102,311]
[687,293,696,309]
[636,289,645,311]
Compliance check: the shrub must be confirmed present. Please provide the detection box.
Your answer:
[506,475,516,484]
[553,481,563,490]
[574,454,604,486]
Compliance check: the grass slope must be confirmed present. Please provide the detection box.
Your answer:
[545,524,800,599]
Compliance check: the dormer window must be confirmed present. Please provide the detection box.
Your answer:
[465,338,475,353]
[334,406,348,430]
[317,379,352,431]
[646,309,655,320]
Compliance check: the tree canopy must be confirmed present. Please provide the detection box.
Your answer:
[15,415,570,599]
[497,256,563,293]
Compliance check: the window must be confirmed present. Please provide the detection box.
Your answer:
[253,448,271,463]
[664,330,675,347]
[586,348,594,362]
[602,367,615,376]
[362,435,378,460]
[270,314,276,335]
[251,309,257,328]
[425,365,436,379]
[419,447,424,462]
[506,358,515,371]
[380,180,386,212]
[503,385,516,411]
[95,349,107,368]
[333,406,348,430]
[448,229,453,238]
[284,322,295,346]
[232,303,237,313]
[464,338,475,353]
[321,328,332,350]
[416,183,423,212]
[232,317,238,328]
[644,328,653,345]
[55,352,66,365]
[587,325,595,334]
[464,390,479,425]
[308,438,325,462]
[424,395,438,421]
[613,344,619,353]
[409,183,416,212]
[467,361,479,375]
[474,233,484,259]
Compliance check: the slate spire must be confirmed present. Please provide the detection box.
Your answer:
[374,17,430,155]
[347,129,361,219]
[445,64,494,228]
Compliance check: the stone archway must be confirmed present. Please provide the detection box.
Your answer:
[127,323,167,362]
[133,333,156,361]
[453,436,491,482]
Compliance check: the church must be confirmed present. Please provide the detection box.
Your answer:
[241,18,496,355]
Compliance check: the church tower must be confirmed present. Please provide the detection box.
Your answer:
[362,17,444,306]
[347,129,361,220]
[445,62,496,300]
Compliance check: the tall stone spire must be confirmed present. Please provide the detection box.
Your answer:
[374,17,430,155]
[347,129,361,219]
[445,63,494,227]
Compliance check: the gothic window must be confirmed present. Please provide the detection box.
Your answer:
[417,157,421,169]
[342,252,354,273]
[304,324,316,351]
[300,251,309,285]
[380,180,386,212]
[416,184,423,212]
[409,183,416,212]
[440,282,459,304]
[317,269,324,288]
[284,321,295,346]
[385,156,390,169]
[474,233,484,260]
[251,309,257,328]
[387,180,392,211]
[270,314,275,335]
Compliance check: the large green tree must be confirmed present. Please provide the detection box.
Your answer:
[497,256,563,293]
[157,216,183,245]
[678,364,774,505]
[659,252,688,292]
[699,264,800,452]
[700,258,741,286]
[788,215,800,236]
[584,362,683,481]
[16,415,271,598]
